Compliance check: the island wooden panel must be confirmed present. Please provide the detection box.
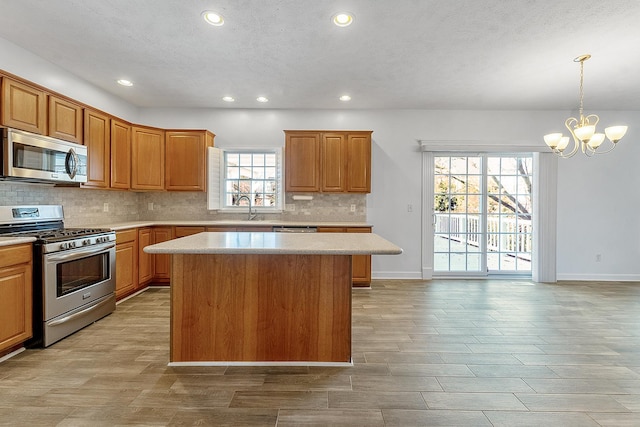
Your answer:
[170,253,352,363]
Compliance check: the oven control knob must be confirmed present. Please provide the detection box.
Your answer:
[60,242,68,250]
[70,241,76,248]
[83,239,90,246]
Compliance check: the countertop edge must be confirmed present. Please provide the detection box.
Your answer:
[143,232,403,256]
[99,220,373,231]
[0,236,37,247]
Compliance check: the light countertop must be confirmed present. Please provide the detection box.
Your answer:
[98,220,372,231]
[0,236,36,247]
[144,232,402,255]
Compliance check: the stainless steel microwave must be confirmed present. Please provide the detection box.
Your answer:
[1,128,87,184]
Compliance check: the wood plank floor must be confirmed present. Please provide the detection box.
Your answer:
[1,279,640,426]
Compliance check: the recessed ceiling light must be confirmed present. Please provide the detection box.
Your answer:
[222,96,235,102]
[332,12,354,27]
[202,10,224,26]
[117,79,133,87]
[339,95,351,102]
[256,96,269,103]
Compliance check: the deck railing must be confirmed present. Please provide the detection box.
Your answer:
[435,213,532,260]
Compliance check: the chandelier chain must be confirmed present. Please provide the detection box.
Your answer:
[578,59,584,119]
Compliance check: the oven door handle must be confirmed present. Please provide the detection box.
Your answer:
[46,243,115,262]
[47,296,114,327]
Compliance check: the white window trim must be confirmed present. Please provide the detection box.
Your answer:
[207,147,284,212]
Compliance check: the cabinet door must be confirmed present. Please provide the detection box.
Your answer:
[321,133,346,192]
[317,227,372,286]
[207,227,237,232]
[347,227,372,285]
[82,109,110,188]
[48,95,83,143]
[115,240,137,299]
[0,244,32,352]
[1,77,47,134]
[131,126,165,190]
[152,227,173,282]
[110,119,131,189]
[165,131,214,191]
[346,133,372,193]
[236,226,273,232]
[174,226,205,238]
[138,227,154,287]
[285,132,320,192]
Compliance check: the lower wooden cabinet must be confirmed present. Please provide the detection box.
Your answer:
[151,227,173,283]
[138,227,154,286]
[317,227,372,286]
[0,243,33,353]
[115,229,138,299]
[115,225,372,295]
[174,226,205,237]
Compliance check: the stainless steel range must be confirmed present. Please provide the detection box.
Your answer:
[0,205,115,347]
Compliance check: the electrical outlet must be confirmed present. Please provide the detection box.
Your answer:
[407,204,413,212]
[103,203,109,212]
[350,204,356,212]
[148,202,154,211]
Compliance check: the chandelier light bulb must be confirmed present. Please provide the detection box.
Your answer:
[543,133,563,149]
[605,126,628,143]
[574,125,595,142]
[587,133,605,149]
[557,136,570,151]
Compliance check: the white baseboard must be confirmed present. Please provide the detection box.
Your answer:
[556,273,640,282]
[372,271,423,280]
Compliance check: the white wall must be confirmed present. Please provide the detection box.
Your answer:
[139,108,640,281]
[3,36,640,281]
[0,37,138,121]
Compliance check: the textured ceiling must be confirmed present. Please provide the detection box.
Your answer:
[0,0,639,110]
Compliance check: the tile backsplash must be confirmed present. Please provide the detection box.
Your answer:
[0,182,366,226]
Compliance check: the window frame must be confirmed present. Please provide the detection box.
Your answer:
[216,147,284,213]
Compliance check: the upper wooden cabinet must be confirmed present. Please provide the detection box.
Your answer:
[285,132,321,192]
[82,108,110,188]
[1,77,47,134]
[111,119,132,189]
[285,130,372,193]
[165,130,215,191]
[321,132,347,192]
[131,125,165,191]
[48,95,83,143]
[345,133,372,192]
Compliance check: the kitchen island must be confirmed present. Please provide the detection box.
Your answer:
[144,232,402,365]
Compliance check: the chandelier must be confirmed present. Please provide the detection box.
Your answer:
[543,54,627,158]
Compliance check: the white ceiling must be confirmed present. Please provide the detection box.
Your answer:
[1,0,639,110]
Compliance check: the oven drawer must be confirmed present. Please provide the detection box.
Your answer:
[43,293,115,347]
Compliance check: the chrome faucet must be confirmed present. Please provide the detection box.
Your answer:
[234,195,257,220]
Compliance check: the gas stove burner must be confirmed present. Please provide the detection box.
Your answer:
[36,228,113,242]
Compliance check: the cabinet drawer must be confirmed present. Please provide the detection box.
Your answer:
[0,244,32,269]
[116,229,137,244]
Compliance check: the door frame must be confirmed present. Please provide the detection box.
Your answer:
[419,141,557,282]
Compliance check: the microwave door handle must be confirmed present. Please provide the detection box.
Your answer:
[46,243,115,262]
[65,148,78,179]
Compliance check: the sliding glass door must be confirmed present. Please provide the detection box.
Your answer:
[433,154,533,276]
